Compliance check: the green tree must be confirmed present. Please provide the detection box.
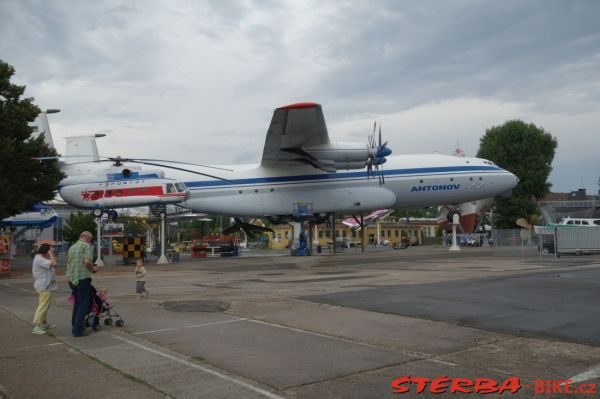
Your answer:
[477,120,557,228]
[62,212,97,244]
[391,207,438,219]
[0,60,64,219]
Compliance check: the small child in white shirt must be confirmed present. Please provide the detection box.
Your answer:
[134,258,148,298]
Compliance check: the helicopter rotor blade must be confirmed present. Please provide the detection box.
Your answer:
[126,160,239,184]
[131,159,233,171]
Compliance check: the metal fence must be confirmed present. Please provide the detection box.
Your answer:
[492,229,540,257]
[493,227,600,257]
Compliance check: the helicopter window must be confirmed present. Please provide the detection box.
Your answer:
[175,183,185,192]
[166,184,176,193]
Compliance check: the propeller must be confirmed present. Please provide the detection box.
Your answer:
[367,121,392,184]
[516,214,539,229]
[516,214,539,240]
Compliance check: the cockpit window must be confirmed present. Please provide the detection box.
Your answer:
[175,183,185,192]
[166,183,176,193]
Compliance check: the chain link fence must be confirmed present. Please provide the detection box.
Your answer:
[492,229,540,257]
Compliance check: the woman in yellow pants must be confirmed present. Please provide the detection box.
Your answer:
[32,243,57,334]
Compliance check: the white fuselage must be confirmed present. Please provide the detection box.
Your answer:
[173,154,517,217]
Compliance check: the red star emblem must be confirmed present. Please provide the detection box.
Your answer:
[81,190,92,201]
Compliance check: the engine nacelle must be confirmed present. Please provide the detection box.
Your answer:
[304,142,369,163]
[303,142,370,171]
[334,160,369,170]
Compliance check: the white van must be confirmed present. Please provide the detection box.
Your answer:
[558,217,600,226]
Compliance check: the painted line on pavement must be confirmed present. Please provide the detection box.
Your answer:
[16,342,64,351]
[2,283,32,293]
[247,318,429,358]
[567,363,600,384]
[112,334,286,399]
[134,318,248,335]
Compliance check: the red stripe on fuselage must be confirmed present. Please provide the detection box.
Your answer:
[81,186,165,201]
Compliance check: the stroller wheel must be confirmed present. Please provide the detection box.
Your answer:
[104,318,113,326]
[116,319,124,327]
[93,324,102,331]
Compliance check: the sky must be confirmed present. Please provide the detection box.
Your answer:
[1,0,599,194]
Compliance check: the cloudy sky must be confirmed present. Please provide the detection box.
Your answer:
[1,0,599,194]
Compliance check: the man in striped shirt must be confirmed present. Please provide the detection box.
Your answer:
[67,231,98,337]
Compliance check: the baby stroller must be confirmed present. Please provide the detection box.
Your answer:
[84,285,125,331]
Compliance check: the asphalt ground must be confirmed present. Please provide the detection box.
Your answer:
[1,247,600,398]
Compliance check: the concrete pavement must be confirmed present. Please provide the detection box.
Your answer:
[1,247,600,398]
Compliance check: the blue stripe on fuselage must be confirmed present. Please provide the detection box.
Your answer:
[184,165,501,188]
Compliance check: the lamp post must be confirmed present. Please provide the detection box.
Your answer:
[93,209,104,266]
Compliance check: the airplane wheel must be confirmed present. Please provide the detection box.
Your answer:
[116,320,124,327]
[104,318,113,326]
[109,209,118,222]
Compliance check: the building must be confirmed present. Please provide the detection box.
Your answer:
[266,216,440,250]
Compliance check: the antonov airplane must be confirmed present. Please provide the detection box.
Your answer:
[37,102,518,221]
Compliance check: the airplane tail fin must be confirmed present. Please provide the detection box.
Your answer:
[29,109,101,164]
[30,110,60,149]
[64,135,101,164]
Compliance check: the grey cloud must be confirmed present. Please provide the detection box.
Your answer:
[305,1,600,116]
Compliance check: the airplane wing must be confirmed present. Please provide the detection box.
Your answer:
[261,102,334,171]
[342,209,393,230]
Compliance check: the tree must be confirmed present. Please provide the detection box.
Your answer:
[391,207,438,219]
[477,120,557,228]
[62,212,97,244]
[0,60,64,219]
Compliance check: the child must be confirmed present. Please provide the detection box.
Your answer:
[134,258,148,298]
[97,287,109,306]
